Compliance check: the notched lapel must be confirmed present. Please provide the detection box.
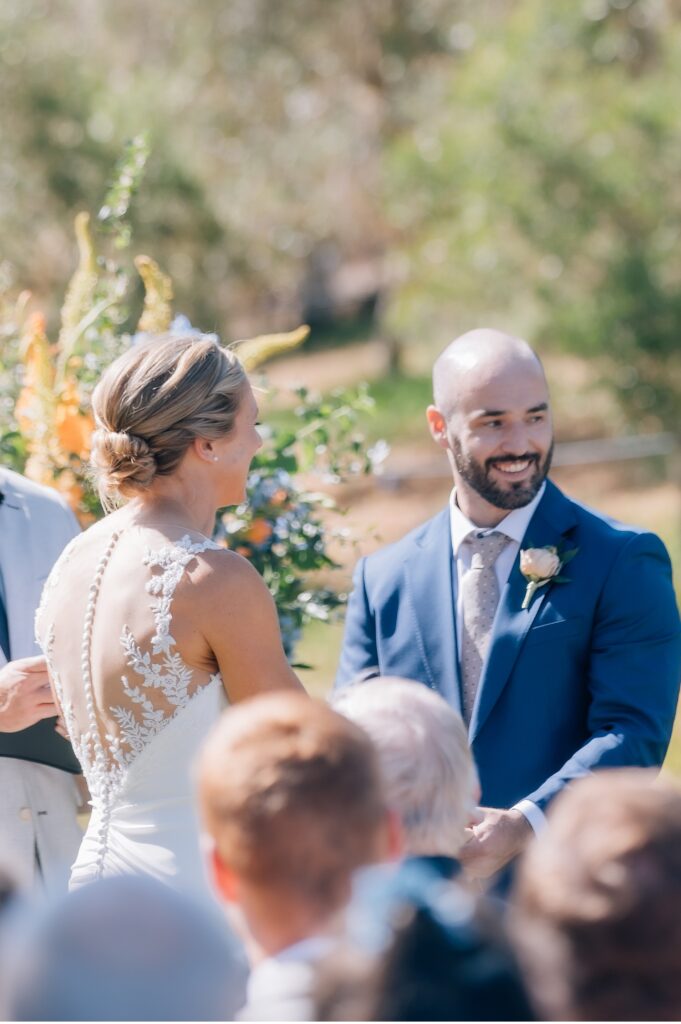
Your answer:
[468,483,578,742]
[404,509,462,714]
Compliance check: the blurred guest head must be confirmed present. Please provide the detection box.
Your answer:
[333,677,479,858]
[315,859,534,1021]
[198,691,400,956]
[513,769,681,1021]
[90,332,255,510]
[0,875,247,1021]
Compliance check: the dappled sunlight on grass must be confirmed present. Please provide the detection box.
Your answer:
[294,620,344,699]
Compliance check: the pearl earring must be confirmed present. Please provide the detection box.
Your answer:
[212,456,219,462]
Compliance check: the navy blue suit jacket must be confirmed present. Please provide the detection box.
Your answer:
[336,481,681,811]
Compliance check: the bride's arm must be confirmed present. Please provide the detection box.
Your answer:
[201,550,304,701]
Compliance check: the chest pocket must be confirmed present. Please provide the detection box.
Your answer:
[525,616,587,646]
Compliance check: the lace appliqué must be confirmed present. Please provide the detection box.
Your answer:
[41,532,222,880]
[110,536,221,763]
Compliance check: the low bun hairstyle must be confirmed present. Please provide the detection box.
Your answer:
[90,333,247,510]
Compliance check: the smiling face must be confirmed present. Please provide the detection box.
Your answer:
[427,332,554,526]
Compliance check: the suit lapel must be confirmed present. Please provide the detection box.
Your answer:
[468,482,577,742]
[404,508,462,714]
[0,475,39,661]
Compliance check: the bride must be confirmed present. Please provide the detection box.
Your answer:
[36,333,302,893]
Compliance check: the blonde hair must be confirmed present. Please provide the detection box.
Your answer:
[333,677,479,856]
[90,333,247,509]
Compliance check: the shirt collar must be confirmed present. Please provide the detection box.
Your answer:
[271,934,335,965]
[449,482,546,556]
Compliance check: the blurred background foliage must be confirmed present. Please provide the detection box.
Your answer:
[0,0,679,754]
[1,0,680,432]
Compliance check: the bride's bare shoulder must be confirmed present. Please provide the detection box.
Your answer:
[188,543,268,600]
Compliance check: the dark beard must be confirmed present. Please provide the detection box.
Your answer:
[453,437,553,510]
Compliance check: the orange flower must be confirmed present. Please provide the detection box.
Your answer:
[15,385,43,438]
[55,381,94,459]
[16,311,56,441]
[270,488,289,507]
[25,311,47,339]
[244,519,273,545]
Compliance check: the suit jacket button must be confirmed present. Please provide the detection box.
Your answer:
[19,807,32,822]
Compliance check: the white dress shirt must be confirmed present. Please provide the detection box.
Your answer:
[239,935,335,1021]
[449,484,547,835]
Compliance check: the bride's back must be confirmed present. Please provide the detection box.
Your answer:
[36,513,224,799]
[32,332,299,890]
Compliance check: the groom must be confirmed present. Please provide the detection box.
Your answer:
[336,329,681,878]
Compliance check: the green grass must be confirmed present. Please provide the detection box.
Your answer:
[357,372,433,444]
[295,620,344,699]
[266,371,433,446]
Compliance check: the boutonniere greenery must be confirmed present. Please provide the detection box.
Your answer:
[519,543,579,610]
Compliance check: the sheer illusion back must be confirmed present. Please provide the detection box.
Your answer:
[35,519,229,891]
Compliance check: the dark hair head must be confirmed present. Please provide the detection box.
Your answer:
[315,860,534,1022]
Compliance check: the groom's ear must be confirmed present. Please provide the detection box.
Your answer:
[426,405,450,450]
[211,847,239,903]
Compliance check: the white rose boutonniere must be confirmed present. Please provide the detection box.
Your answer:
[519,544,578,610]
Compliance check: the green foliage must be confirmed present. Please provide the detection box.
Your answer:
[0,151,379,659]
[0,1,679,432]
[381,0,681,429]
[0,290,27,468]
[98,135,151,251]
[214,383,378,659]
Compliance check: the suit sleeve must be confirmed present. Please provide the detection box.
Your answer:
[335,557,379,689]
[526,531,681,811]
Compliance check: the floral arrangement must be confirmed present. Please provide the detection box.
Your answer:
[0,138,381,658]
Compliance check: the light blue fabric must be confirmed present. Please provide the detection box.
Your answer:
[336,480,681,811]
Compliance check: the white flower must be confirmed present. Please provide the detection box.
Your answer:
[519,544,572,610]
[520,546,561,581]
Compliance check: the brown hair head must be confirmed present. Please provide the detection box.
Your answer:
[513,769,681,1021]
[90,333,247,509]
[198,692,388,911]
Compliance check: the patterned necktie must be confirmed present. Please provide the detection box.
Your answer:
[459,531,509,723]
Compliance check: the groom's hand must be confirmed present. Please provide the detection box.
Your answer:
[458,806,533,880]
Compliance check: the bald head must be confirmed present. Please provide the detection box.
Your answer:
[426,328,553,524]
[433,329,545,416]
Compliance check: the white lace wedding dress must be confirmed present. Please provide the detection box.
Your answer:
[35,523,229,895]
